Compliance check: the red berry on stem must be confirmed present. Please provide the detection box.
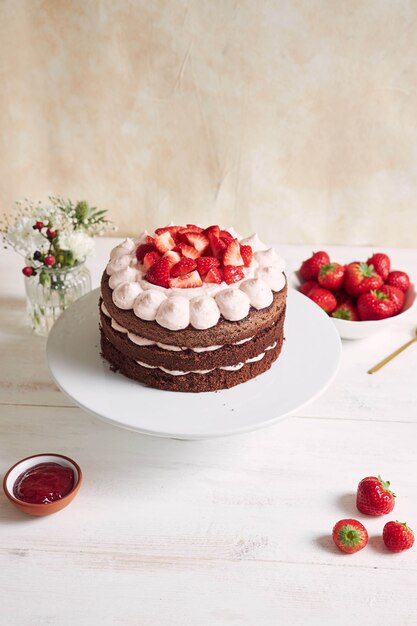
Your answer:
[33,221,44,230]
[46,228,57,239]
[356,475,395,516]
[44,255,56,267]
[383,521,414,553]
[299,251,330,280]
[308,287,337,313]
[332,519,368,554]
[386,270,410,293]
[22,266,34,277]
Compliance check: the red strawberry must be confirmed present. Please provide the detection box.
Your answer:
[163,250,181,266]
[308,287,337,313]
[136,242,155,262]
[386,270,410,293]
[155,225,182,237]
[383,521,414,553]
[367,253,391,280]
[220,229,233,241]
[317,263,345,290]
[223,239,244,266]
[332,519,368,554]
[332,301,359,321]
[223,265,245,285]
[145,257,171,288]
[146,235,155,244]
[170,257,197,277]
[196,256,220,276]
[357,289,396,320]
[344,262,383,297]
[208,233,226,259]
[186,224,204,232]
[204,225,220,237]
[178,243,200,259]
[300,251,330,280]
[169,270,203,289]
[299,280,318,296]
[154,231,176,254]
[185,232,209,255]
[240,245,253,267]
[143,251,161,272]
[379,285,405,315]
[204,267,223,284]
[356,475,395,516]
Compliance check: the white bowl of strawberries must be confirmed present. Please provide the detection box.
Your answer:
[294,251,416,340]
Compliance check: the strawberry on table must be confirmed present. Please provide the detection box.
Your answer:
[299,280,318,296]
[386,270,410,293]
[308,287,337,313]
[169,270,203,289]
[367,253,391,280]
[332,519,368,554]
[299,251,330,281]
[344,262,383,297]
[145,257,172,288]
[379,285,405,315]
[331,301,358,321]
[356,475,395,516]
[383,521,414,552]
[318,263,345,291]
[357,289,396,320]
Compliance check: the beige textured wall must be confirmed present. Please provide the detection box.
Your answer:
[1,0,416,245]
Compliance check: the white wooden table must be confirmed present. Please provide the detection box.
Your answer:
[1,239,417,626]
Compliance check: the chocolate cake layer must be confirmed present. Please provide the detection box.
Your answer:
[100,304,285,370]
[101,271,287,347]
[100,331,284,392]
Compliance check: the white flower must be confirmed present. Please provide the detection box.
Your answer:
[58,231,95,261]
[5,216,45,255]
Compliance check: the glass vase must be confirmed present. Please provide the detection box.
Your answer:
[24,262,91,336]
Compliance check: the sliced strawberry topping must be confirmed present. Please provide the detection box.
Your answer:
[240,244,253,267]
[220,229,233,240]
[169,270,203,289]
[204,267,223,284]
[178,243,200,259]
[143,250,161,272]
[223,239,244,266]
[163,250,181,267]
[136,242,155,262]
[154,231,176,254]
[155,225,181,237]
[196,256,220,276]
[170,257,197,277]
[146,235,155,244]
[186,224,204,232]
[204,225,220,238]
[223,265,245,284]
[185,232,209,254]
[208,233,226,259]
[145,257,171,288]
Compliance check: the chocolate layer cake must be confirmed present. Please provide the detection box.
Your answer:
[100,225,287,392]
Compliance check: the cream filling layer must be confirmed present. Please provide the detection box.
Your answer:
[135,342,277,376]
[101,302,253,352]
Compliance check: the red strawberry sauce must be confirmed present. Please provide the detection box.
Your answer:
[13,462,75,504]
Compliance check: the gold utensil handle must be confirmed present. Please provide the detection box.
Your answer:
[368,337,417,374]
